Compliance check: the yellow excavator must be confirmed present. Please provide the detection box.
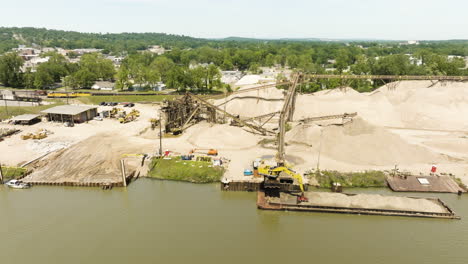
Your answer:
[258,163,308,203]
[257,74,308,203]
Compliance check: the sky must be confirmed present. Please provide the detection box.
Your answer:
[1,0,467,40]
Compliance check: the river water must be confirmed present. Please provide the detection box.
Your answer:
[1,179,467,264]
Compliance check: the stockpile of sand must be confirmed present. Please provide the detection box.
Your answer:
[221,80,468,130]
[185,122,260,149]
[295,88,405,127]
[305,192,446,213]
[378,81,468,130]
[216,86,284,117]
[286,118,445,165]
[23,134,147,183]
[295,81,468,130]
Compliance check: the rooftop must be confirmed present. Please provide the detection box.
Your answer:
[41,105,97,115]
[12,114,41,121]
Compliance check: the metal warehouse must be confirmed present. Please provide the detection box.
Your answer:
[41,105,98,123]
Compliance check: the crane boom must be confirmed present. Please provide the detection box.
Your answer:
[277,73,300,165]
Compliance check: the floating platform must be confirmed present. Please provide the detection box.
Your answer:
[386,175,466,194]
[257,191,460,219]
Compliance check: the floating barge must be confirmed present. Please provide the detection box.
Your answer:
[257,191,460,219]
[387,175,466,194]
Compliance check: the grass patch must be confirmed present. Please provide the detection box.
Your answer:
[308,170,387,188]
[76,95,179,105]
[0,102,63,120]
[1,166,28,182]
[148,157,224,183]
[452,176,467,190]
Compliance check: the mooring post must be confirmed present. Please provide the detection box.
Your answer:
[120,159,127,187]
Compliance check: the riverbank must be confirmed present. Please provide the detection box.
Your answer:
[148,157,225,183]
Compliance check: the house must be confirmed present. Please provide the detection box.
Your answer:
[92,81,115,91]
[72,48,102,55]
[1,90,16,100]
[405,54,423,66]
[131,82,166,92]
[41,105,98,123]
[22,56,50,72]
[189,62,210,69]
[105,55,124,66]
[13,45,41,60]
[147,45,166,55]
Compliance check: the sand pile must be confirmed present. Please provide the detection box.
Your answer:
[221,80,468,130]
[306,192,446,213]
[185,122,260,149]
[286,118,445,165]
[216,86,284,117]
[313,87,359,96]
[295,81,468,130]
[24,134,146,183]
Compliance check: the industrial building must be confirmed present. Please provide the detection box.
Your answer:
[11,114,41,125]
[41,105,98,123]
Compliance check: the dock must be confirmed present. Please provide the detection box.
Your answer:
[386,175,466,194]
[257,191,460,219]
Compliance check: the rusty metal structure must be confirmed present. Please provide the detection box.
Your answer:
[161,93,274,135]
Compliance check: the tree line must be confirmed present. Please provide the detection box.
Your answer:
[1,27,467,92]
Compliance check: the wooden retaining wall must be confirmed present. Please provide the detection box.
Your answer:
[221,181,261,192]
[26,181,124,188]
[21,172,135,188]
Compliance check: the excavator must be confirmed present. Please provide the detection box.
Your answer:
[257,73,309,203]
[258,163,308,203]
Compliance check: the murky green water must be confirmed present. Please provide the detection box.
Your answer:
[1,179,467,264]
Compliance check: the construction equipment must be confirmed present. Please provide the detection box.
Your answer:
[21,129,50,140]
[258,73,309,203]
[110,107,123,118]
[150,118,160,130]
[258,163,308,203]
[190,148,218,156]
[119,109,140,123]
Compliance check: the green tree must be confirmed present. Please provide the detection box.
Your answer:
[0,52,24,87]
[23,69,35,89]
[34,67,54,88]
[206,64,222,91]
[35,52,69,82]
[79,53,115,80]
[150,56,175,82]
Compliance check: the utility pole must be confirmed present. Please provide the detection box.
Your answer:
[0,163,4,184]
[159,111,163,157]
[316,129,323,172]
[3,98,8,117]
[65,85,69,105]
